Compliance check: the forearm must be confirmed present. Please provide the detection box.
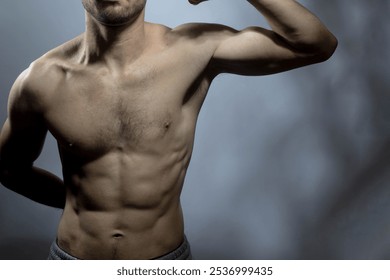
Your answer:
[247,0,337,54]
[0,164,65,209]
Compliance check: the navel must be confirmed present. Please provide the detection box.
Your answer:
[112,233,124,239]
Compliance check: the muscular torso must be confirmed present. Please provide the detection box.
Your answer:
[33,23,216,259]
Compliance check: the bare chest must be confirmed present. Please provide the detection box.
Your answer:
[45,65,188,154]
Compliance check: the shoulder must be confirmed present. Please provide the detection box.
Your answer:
[9,36,83,113]
[147,21,236,44]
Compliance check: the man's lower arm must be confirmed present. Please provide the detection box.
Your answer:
[247,0,337,54]
[0,165,65,209]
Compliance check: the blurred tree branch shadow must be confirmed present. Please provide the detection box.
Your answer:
[295,0,390,259]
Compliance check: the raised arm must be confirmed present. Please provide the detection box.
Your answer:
[0,69,65,209]
[191,0,338,75]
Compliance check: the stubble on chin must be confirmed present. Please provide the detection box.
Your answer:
[82,0,146,26]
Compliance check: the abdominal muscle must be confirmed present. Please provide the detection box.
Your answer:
[56,145,190,260]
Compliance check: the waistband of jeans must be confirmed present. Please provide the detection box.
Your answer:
[153,236,191,260]
[49,236,191,260]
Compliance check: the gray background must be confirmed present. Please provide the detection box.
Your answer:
[1,0,389,259]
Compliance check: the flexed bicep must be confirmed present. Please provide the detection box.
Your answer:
[189,0,337,76]
[211,26,325,76]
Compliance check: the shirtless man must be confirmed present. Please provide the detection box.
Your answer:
[0,0,337,260]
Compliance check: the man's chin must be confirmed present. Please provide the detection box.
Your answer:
[88,10,136,27]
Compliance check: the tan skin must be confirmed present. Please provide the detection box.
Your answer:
[0,0,337,259]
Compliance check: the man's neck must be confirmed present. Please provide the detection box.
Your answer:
[81,11,146,68]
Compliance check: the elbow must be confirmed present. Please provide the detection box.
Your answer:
[310,32,338,63]
[319,33,338,61]
[294,30,338,63]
